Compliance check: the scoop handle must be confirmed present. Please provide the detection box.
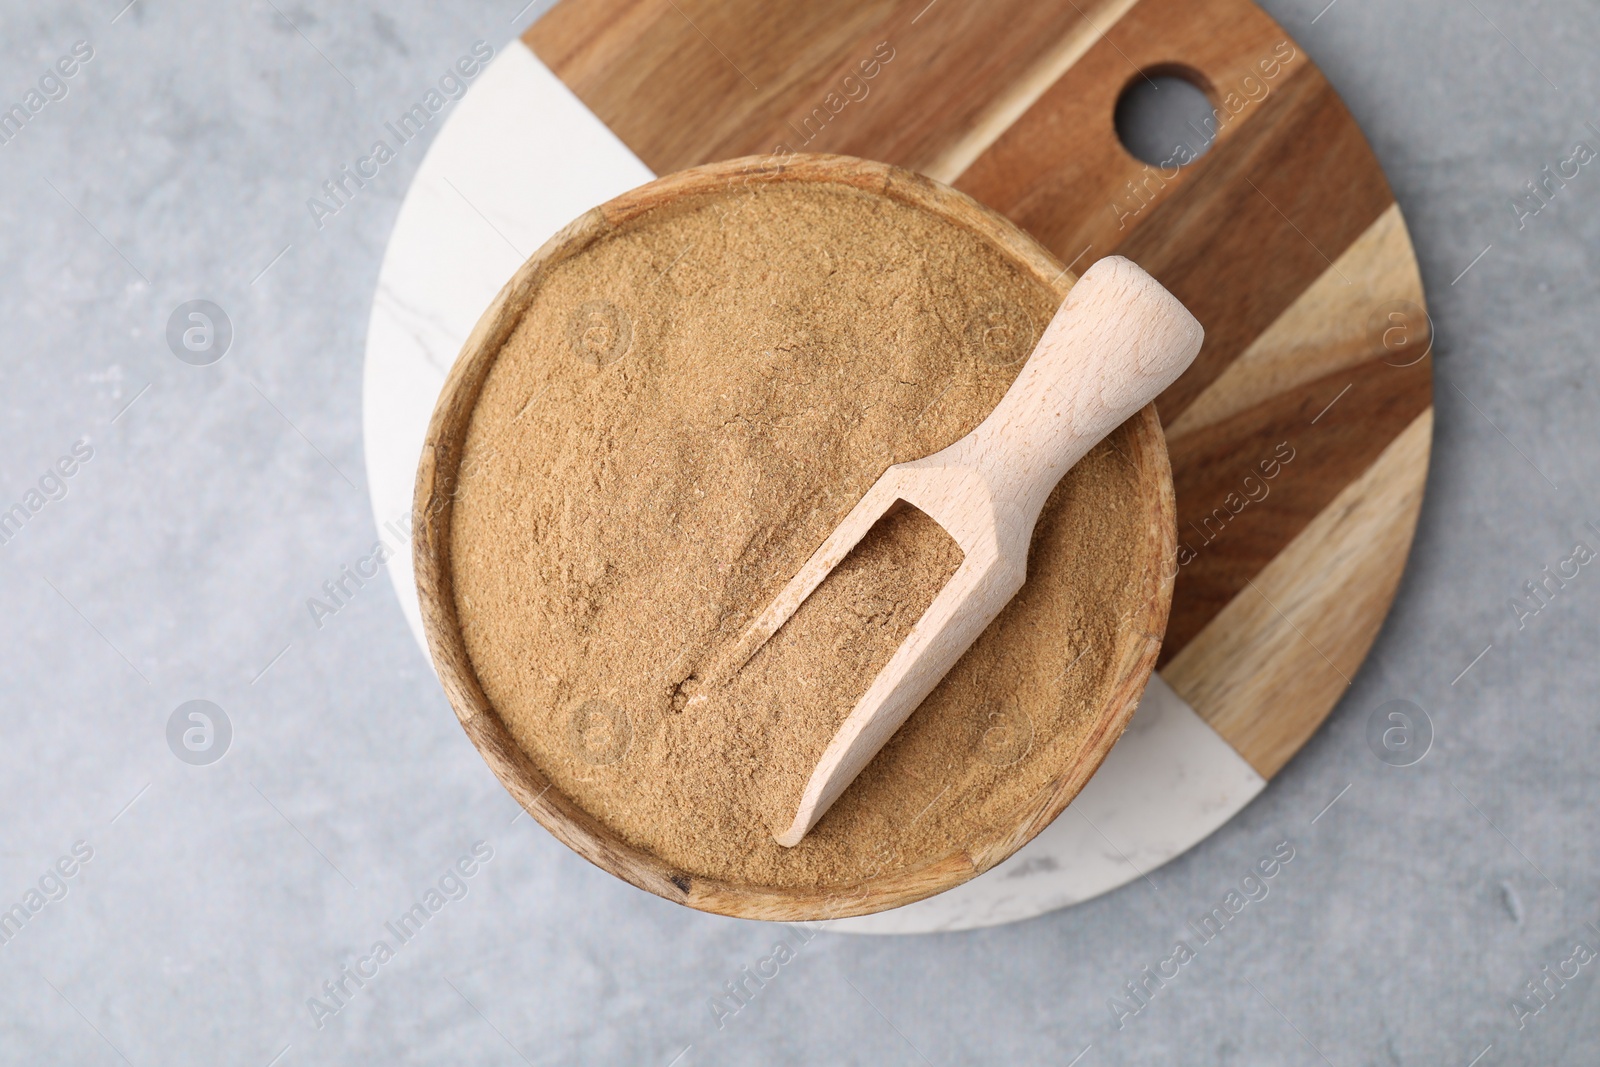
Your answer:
[964,256,1203,519]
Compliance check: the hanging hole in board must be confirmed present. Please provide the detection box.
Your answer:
[1113,68,1217,169]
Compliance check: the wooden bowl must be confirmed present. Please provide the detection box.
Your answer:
[413,154,1176,921]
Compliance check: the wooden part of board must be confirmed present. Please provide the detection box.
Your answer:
[1164,349,1431,656]
[522,0,1432,784]
[958,0,1395,424]
[526,0,1137,178]
[1163,409,1432,776]
[1162,343,1432,657]
[1164,204,1426,439]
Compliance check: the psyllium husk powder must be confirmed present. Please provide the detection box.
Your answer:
[446,180,1149,889]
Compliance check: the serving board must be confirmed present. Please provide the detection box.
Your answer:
[361,0,1430,931]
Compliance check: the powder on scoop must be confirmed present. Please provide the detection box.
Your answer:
[447,179,1151,890]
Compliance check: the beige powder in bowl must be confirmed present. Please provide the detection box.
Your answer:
[438,162,1168,897]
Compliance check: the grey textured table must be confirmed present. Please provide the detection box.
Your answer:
[1,1,1597,1063]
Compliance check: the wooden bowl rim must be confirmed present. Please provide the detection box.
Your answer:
[412,152,1178,921]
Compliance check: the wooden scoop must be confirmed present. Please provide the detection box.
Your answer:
[719,256,1203,847]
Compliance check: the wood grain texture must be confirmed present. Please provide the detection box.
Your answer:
[956,0,1395,423]
[1150,204,1431,654]
[956,0,1298,260]
[1161,339,1432,659]
[1162,407,1432,776]
[1166,204,1427,439]
[415,155,1177,920]
[919,0,1143,183]
[525,0,1133,175]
